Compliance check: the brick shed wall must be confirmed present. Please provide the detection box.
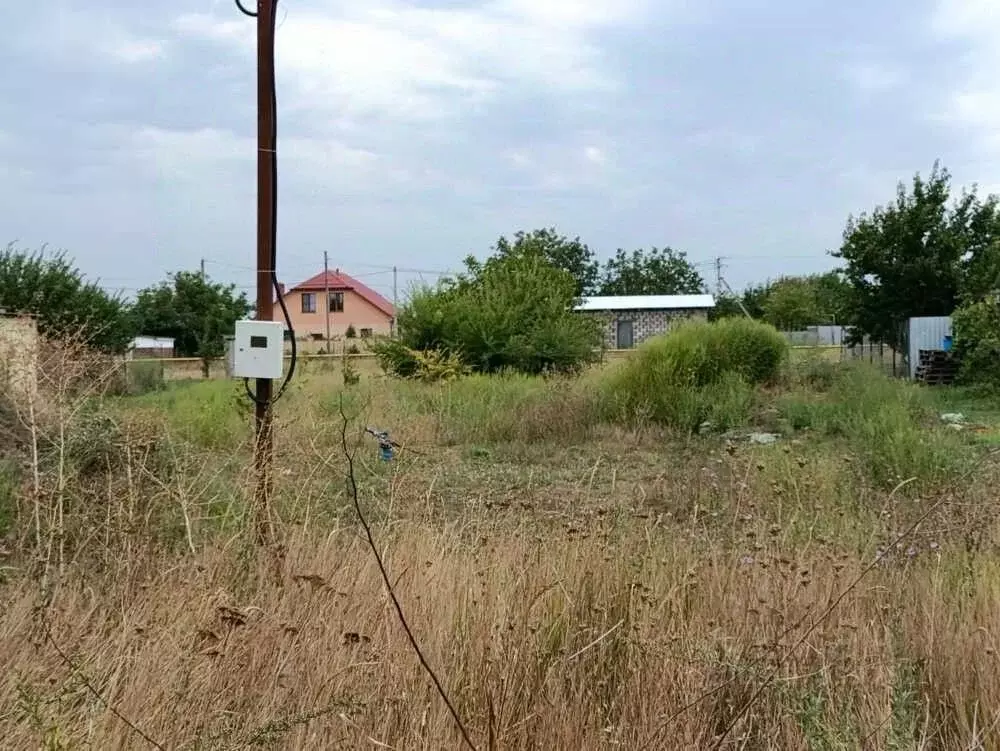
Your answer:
[582,308,710,349]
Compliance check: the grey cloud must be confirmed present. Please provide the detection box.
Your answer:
[2,0,998,293]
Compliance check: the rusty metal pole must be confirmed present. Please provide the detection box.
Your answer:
[254,0,277,545]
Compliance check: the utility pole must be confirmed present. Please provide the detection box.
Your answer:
[392,265,398,337]
[324,251,331,353]
[714,256,724,296]
[200,258,206,280]
[253,0,277,545]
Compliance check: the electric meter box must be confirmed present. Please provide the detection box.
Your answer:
[231,320,285,379]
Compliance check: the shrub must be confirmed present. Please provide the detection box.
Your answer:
[370,338,469,382]
[601,318,788,431]
[391,253,603,376]
[371,337,420,378]
[345,324,357,339]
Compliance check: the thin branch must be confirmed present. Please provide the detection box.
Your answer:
[338,395,478,751]
[43,621,166,751]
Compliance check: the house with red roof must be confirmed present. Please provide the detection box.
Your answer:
[273,269,394,350]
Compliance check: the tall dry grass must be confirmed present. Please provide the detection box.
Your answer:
[2,347,1000,749]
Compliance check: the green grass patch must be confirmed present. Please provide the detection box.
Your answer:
[397,371,599,445]
[779,363,977,489]
[122,379,249,450]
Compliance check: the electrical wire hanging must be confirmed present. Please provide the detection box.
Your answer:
[236,0,297,407]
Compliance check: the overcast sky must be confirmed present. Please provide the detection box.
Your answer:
[2,0,998,300]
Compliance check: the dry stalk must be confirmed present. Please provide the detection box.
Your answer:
[337,395,479,751]
[641,476,928,750]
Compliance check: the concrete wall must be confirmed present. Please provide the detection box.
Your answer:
[0,316,39,404]
[581,308,710,349]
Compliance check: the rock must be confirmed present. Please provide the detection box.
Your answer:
[698,421,714,435]
[748,432,780,445]
[940,413,966,425]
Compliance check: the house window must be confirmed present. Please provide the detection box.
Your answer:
[328,292,344,313]
[301,292,317,313]
[360,328,373,339]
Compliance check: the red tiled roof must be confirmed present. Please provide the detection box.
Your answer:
[281,270,394,317]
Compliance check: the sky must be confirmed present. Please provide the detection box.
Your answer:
[2,0,999,302]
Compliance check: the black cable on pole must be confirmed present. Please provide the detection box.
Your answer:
[235,0,257,17]
[237,0,297,407]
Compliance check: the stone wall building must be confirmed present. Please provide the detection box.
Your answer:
[575,295,716,349]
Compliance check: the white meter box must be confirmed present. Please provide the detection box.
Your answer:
[232,320,285,379]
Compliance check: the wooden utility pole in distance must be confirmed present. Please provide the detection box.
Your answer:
[253,0,277,545]
[392,265,398,337]
[324,251,331,352]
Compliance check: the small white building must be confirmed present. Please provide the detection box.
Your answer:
[127,336,176,359]
[575,294,716,349]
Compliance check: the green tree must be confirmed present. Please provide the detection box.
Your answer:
[740,283,769,320]
[811,271,853,323]
[132,271,251,376]
[493,228,599,297]
[953,296,1000,385]
[759,272,852,330]
[0,244,134,351]
[761,277,820,330]
[599,247,705,296]
[384,253,602,376]
[833,162,999,350]
[709,294,749,321]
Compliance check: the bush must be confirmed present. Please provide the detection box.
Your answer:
[370,338,469,382]
[390,253,603,376]
[345,324,357,339]
[601,318,787,431]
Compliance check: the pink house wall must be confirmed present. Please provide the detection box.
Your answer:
[276,289,393,340]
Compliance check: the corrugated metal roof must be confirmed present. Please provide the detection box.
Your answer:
[575,294,716,311]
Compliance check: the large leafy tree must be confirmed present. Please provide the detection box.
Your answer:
[493,228,599,297]
[0,244,134,351]
[599,247,705,295]
[833,162,999,350]
[132,271,251,375]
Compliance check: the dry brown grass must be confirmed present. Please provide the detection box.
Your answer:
[2,361,1000,749]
